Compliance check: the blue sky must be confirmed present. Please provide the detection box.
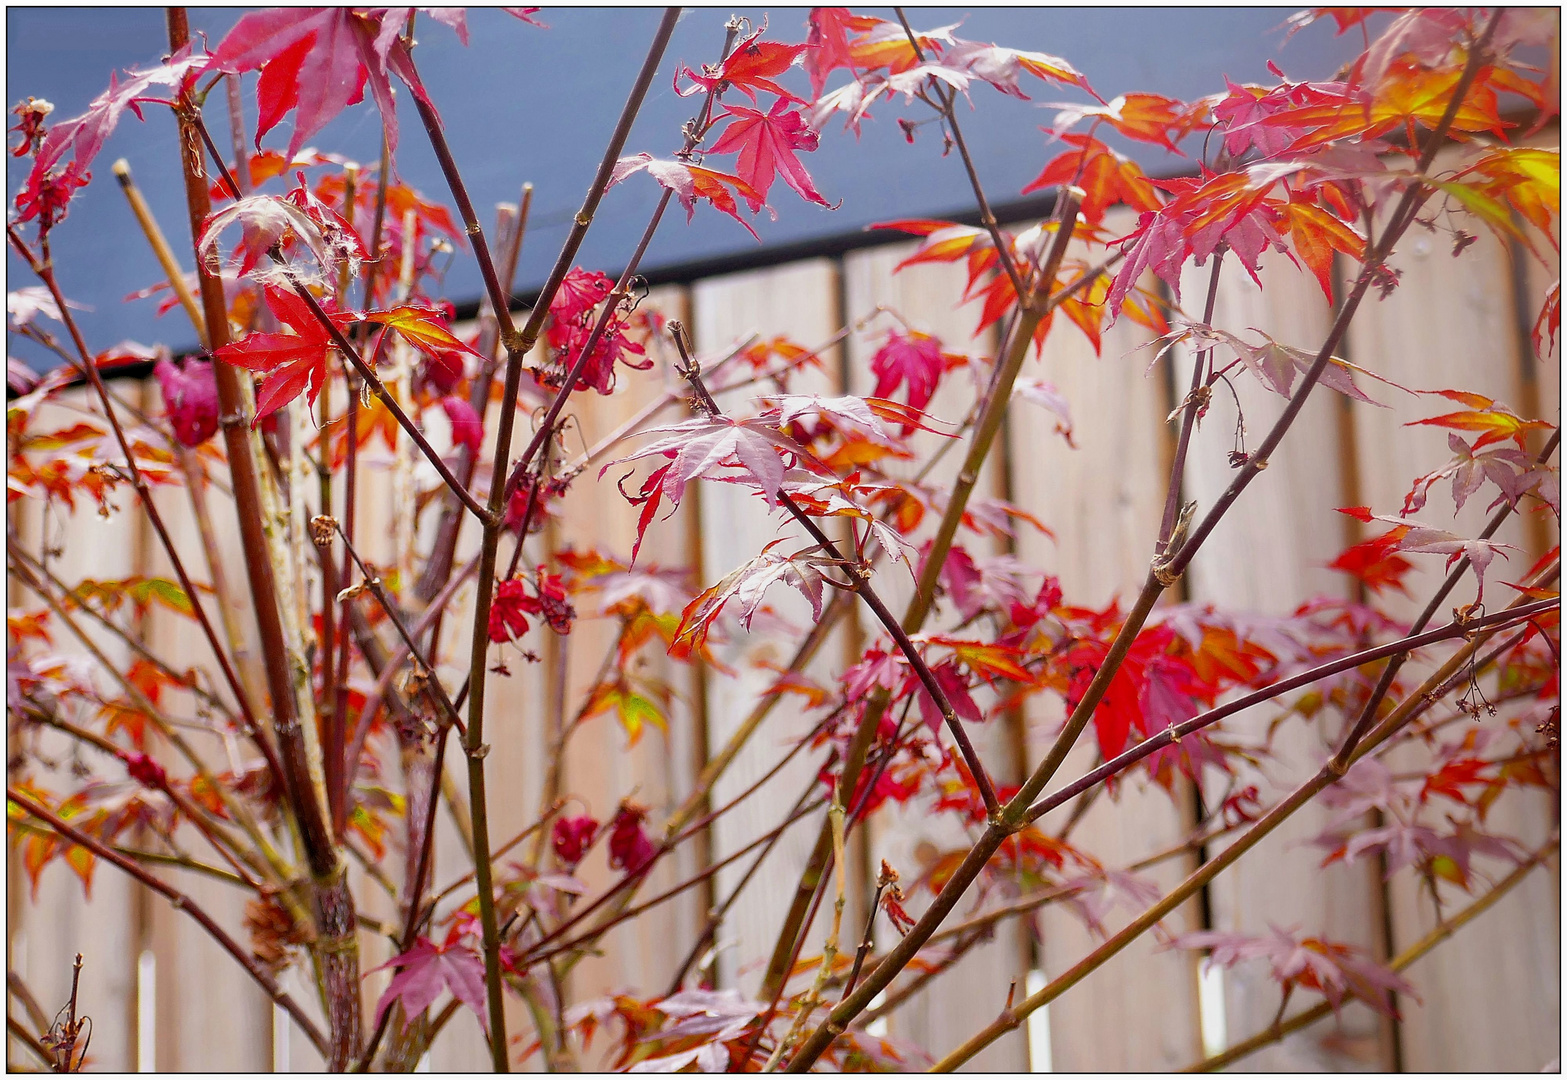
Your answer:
[6,8,1367,366]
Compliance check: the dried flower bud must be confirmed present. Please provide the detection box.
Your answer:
[245,895,310,976]
[551,814,599,870]
[309,514,338,547]
[608,800,656,875]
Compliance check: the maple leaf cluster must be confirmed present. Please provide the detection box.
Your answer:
[540,267,652,395]
[612,21,837,239]
[488,569,574,644]
[1173,924,1417,1019]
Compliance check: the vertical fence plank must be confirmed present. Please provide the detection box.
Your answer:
[689,259,845,998]
[840,241,1029,1070]
[548,285,705,1007]
[139,424,282,1071]
[1007,213,1204,1070]
[1346,148,1559,1070]
[10,390,153,1073]
[1177,249,1395,1070]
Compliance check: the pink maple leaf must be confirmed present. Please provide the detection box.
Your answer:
[869,329,954,430]
[371,935,488,1033]
[708,98,831,207]
[804,8,864,97]
[1173,925,1417,1019]
[153,358,220,447]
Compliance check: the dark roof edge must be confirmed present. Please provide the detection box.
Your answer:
[455,188,1066,322]
[13,189,1070,398]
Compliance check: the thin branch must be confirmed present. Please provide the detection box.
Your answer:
[8,972,51,1038]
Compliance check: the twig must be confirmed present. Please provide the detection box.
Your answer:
[110,160,205,339]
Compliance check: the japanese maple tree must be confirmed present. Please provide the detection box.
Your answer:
[5,5,1558,1073]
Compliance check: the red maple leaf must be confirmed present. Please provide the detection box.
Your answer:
[1406,390,1552,451]
[670,542,838,658]
[708,99,830,207]
[869,330,952,425]
[551,814,599,870]
[804,8,880,97]
[1023,134,1163,225]
[1045,92,1200,152]
[204,8,451,159]
[913,662,983,734]
[1329,531,1415,596]
[678,25,810,104]
[1066,623,1203,760]
[371,933,489,1034]
[488,576,541,643]
[1277,190,1366,302]
[214,286,353,421]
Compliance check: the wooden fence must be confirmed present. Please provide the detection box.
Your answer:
[7,182,1560,1071]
